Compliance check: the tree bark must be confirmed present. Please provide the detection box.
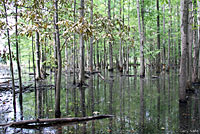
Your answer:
[179,0,189,102]
[89,0,94,73]
[192,0,199,83]
[119,0,123,72]
[187,0,193,83]
[156,0,161,73]
[163,4,166,66]
[54,0,62,118]
[73,0,76,84]
[35,31,41,79]
[136,0,145,77]
[167,0,172,71]
[79,0,85,85]
[3,1,16,114]
[108,0,113,71]
[15,3,23,104]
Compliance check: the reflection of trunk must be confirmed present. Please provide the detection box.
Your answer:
[19,100,23,120]
[179,0,189,102]
[156,79,160,130]
[109,72,113,134]
[139,79,144,133]
[3,1,16,114]
[37,82,42,118]
[179,104,189,133]
[54,0,62,118]
[65,75,69,115]
[55,126,62,134]
[89,76,95,134]
[15,4,23,104]
[167,74,171,113]
[119,76,125,131]
[80,87,86,134]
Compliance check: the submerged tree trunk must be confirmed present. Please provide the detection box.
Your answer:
[136,0,145,77]
[15,3,23,104]
[3,1,16,114]
[179,0,189,103]
[54,0,62,118]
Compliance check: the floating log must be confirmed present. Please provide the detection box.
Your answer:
[0,115,114,128]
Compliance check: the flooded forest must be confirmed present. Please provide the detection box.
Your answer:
[0,0,200,133]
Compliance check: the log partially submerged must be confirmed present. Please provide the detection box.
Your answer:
[0,115,114,128]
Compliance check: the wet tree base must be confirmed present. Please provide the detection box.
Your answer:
[186,88,195,94]
[179,99,187,104]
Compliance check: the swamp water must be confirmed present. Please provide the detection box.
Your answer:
[0,69,200,134]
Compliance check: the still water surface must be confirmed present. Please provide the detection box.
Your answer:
[0,70,200,133]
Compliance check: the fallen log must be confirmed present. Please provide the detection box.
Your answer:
[0,115,114,128]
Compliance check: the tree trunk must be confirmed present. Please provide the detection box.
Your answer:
[163,4,166,66]
[167,0,172,72]
[187,0,193,83]
[108,0,113,71]
[65,43,68,72]
[54,0,62,118]
[136,0,145,77]
[3,1,16,114]
[179,0,189,103]
[126,0,130,73]
[119,0,123,72]
[73,0,76,84]
[89,0,94,73]
[35,31,41,79]
[79,0,85,85]
[192,0,199,83]
[104,39,106,69]
[156,0,161,73]
[15,3,23,104]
